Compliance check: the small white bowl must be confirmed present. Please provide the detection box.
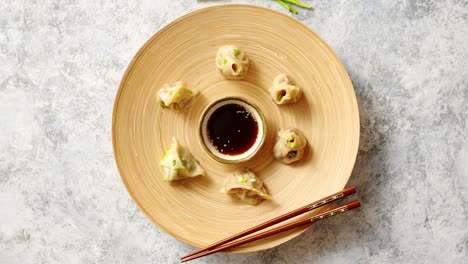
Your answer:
[199,97,266,163]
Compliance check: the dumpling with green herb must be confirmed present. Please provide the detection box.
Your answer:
[223,169,272,205]
[270,74,302,105]
[216,45,249,80]
[273,129,307,164]
[158,81,198,111]
[160,137,205,184]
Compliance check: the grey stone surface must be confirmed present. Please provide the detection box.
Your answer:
[1,0,467,263]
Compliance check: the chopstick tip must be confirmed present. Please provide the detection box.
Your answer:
[351,199,361,208]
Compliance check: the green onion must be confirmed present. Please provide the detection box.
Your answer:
[238,175,247,183]
[287,3,298,14]
[278,90,287,102]
[275,0,292,13]
[274,0,312,14]
[172,160,176,166]
[221,58,227,65]
[288,135,297,147]
[233,48,240,56]
[282,0,312,9]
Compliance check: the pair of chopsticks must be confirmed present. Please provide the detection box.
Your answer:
[181,186,360,262]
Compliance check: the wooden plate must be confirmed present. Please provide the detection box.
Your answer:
[112,5,359,253]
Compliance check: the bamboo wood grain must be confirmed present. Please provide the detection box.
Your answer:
[112,5,360,252]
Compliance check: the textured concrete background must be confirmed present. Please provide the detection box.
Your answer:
[1,0,467,263]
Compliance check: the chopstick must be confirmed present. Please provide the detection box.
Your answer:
[181,186,357,261]
[182,199,361,262]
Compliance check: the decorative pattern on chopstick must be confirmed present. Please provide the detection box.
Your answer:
[181,186,356,260]
[309,192,344,210]
[310,202,351,222]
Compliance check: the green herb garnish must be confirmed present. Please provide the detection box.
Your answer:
[233,48,240,56]
[278,90,286,102]
[172,160,176,166]
[221,58,227,65]
[274,0,312,14]
[238,175,247,183]
[287,135,297,148]
[283,0,312,9]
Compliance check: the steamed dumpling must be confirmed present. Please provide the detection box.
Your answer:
[273,129,307,164]
[216,45,249,80]
[270,74,302,105]
[160,137,205,183]
[223,170,272,205]
[158,81,198,110]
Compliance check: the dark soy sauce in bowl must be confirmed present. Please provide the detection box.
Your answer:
[207,104,258,155]
[200,97,265,163]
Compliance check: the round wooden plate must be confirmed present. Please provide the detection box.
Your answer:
[112,5,359,253]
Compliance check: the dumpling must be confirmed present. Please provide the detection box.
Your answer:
[270,74,302,105]
[216,45,249,80]
[223,169,272,205]
[158,81,198,110]
[160,137,205,183]
[273,129,307,164]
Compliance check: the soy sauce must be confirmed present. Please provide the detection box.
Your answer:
[207,104,258,155]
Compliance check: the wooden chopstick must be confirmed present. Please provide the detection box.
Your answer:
[181,199,361,262]
[181,186,357,260]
